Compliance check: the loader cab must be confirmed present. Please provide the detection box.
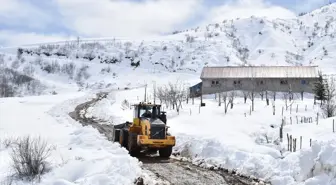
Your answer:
[133,103,167,124]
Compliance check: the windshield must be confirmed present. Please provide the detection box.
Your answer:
[139,105,160,118]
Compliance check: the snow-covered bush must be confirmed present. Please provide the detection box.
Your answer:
[101,66,112,74]
[75,65,91,83]
[22,64,35,76]
[61,62,76,79]
[10,136,53,182]
[185,35,195,43]
[0,54,5,66]
[321,77,336,118]
[11,59,20,69]
[1,136,19,149]
[41,61,61,74]
[121,99,130,110]
[0,66,45,97]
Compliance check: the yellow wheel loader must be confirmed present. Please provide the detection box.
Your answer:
[111,102,175,158]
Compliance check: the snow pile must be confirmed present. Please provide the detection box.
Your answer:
[84,95,116,124]
[296,139,336,185]
[174,134,336,185]
[0,93,143,185]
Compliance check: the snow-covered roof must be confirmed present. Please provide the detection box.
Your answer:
[201,66,319,79]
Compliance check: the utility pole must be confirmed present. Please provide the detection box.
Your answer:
[144,84,147,102]
[153,81,156,104]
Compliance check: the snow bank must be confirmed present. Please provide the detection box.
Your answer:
[174,130,336,185]
[0,92,143,185]
[84,95,116,124]
[296,140,336,185]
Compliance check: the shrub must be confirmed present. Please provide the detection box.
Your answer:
[0,54,5,66]
[34,56,43,66]
[10,136,53,181]
[11,60,20,69]
[1,136,19,149]
[61,62,76,79]
[101,66,111,74]
[75,65,90,83]
[17,48,23,59]
[23,65,35,76]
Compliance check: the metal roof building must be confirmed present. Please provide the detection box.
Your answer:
[199,66,320,95]
[201,66,319,79]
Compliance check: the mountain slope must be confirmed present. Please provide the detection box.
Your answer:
[0,4,335,93]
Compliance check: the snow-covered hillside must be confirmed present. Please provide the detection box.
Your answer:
[0,4,335,97]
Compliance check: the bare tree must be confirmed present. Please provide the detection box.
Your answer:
[243,91,249,103]
[321,77,336,118]
[249,91,256,111]
[282,82,295,110]
[229,91,236,109]
[248,75,258,111]
[222,92,230,114]
[282,91,295,110]
[156,80,187,113]
[157,86,166,105]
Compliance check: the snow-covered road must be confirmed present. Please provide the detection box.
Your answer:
[70,91,267,185]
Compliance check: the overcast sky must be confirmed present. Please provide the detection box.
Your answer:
[0,0,334,46]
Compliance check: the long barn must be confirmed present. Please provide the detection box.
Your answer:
[200,66,320,95]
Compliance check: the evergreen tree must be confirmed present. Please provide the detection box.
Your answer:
[313,73,327,106]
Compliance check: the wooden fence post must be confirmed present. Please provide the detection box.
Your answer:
[282,107,284,116]
[293,138,297,152]
[296,104,298,113]
[280,120,283,142]
[300,136,302,149]
[287,133,290,151]
[290,135,293,152]
[290,104,292,114]
[333,119,335,133]
[316,112,319,125]
[273,105,275,115]
[310,139,312,147]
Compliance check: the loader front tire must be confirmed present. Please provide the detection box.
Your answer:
[128,133,140,156]
[159,146,172,158]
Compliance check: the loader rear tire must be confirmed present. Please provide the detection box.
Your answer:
[159,146,172,158]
